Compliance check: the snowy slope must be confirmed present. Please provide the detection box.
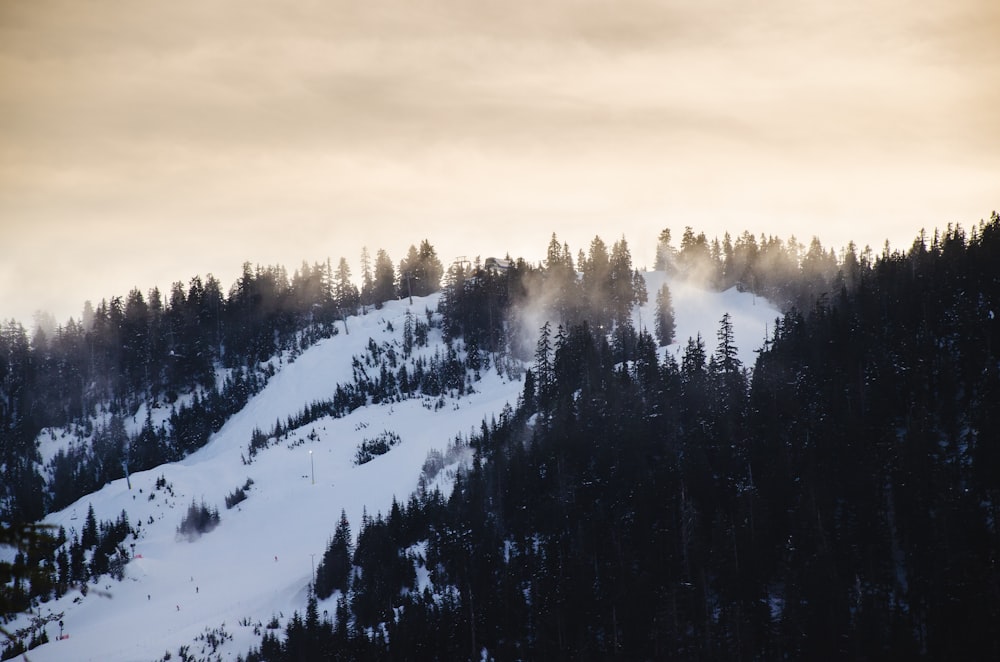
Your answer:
[640,272,778,369]
[13,275,778,661]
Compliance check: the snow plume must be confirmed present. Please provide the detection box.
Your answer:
[676,251,720,290]
[661,226,720,290]
[508,267,564,362]
[640,273,778,369]
[505,233,646,361]
[500,227,780,372]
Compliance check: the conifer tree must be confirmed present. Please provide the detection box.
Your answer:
[316,510,353,599]
[372,249,396,308]
[654,227,674,272]
[609,237,636,327]
[360,246,374,311]
[714,312,740,376]
[402,310,415,357]
[417,239,444,295]
[534,322,553,407]
[81,504,98,550]
[654,283,676,347]
[334,257,359,326]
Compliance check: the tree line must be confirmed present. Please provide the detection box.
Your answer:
[0,242,444,524]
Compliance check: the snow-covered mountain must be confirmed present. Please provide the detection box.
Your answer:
[11,274,777,661]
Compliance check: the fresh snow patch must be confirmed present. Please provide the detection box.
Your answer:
[638,272,779,370]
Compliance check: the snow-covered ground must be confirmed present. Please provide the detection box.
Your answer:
[639,272,776,369]
[12,274,778,661]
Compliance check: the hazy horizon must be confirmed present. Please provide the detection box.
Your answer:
[3,0,998,326]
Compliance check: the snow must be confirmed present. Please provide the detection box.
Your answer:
[637,272,778,370]
[13,275,779,661]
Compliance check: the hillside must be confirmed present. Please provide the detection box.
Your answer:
[232,218,1000,660]
[5,275,777,661]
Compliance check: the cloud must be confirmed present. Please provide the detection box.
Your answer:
[0,0,998,323]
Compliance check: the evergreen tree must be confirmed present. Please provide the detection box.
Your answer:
[632,269,648,310]
[81,504,98,550]
[678,226,712,277]
[399,245,422,303]
[398,240,445,299]
[654,283,676,346]
[372,249,396,308]
[402,310,415,357]
[360,246,374,311]
[714,312,740,376]
[315,510,353,599]
[654,227,674,272]
[581,236,612,327]
[543,233,579,324]
[333,257,359,330]
[608,237,637,327]
[417,239,444,296]
[534,322,553,408]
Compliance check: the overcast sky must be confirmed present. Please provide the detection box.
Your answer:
[2,0,998,325]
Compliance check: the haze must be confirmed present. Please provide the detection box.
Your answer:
[2,0,998,325]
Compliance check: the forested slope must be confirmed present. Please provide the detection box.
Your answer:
[255,214,1000,660]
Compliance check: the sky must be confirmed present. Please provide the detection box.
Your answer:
[1,0,998,326]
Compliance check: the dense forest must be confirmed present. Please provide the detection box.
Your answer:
[0,242,445,525]
[242,214,1000,660]
[3,213,999,659]
[0,224,834,526]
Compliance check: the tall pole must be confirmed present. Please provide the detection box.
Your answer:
[309,450,314,485]
[311,553,316,588]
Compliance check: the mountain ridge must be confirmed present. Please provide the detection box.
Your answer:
[7,273,778,661]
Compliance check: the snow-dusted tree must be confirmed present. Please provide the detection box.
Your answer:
[402,310,414,357]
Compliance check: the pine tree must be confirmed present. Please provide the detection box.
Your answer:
[609,237,636,327]
[654,228,674,271]
[582,236,612,327]
[681,333,706,381]
[360,247,374,312]
[534,322,553,407]
[632,269,648,309]
[316,511,353,599]
[397,240,445,300]
[334,257,359,330]
[714,312,740,376]
[403,310,415,357]
[81,504,98,550]
[544,233,579,324]
[545,233,564,271]
[399,245,422,302]
[372,249,396,308]
[654,283,676,347]
[417,239,444,295]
